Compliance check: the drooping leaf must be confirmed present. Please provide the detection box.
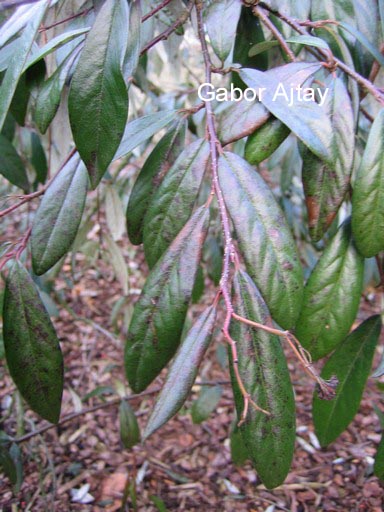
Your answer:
[119,400,141,449]
[143,139,210,268]
[218,151,303,329]
[68,0,129,188]
[0,0,48,131]
[114,110,179,161]
[125,206,209,393]
[3,261,64,423]
[301,77,355,241]
[352,109,384,257]
[0,134,29,191]
[338,21,384,68]
[31,154,88,275]
[0,1,46,47]
[313,315,382,447]
[105,185,126,242]
[191,385,222,424]
[230,270,296,489]
[205,0,241,63]
[374,433,384,480]
[144,305,216,439]
[126,121,186,245]
[296,219,364,360]
[245,116,290,165]
[123,0,141,80]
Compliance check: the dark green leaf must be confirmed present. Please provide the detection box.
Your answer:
[218,151,303,329]
[205,0,241,63]
[248,40,279,57]
[204,236,222,286]
[119,399,141,449]
[191,385,222,424]
[31,154,88,275]
[9,443,23,492]
[143,139,210,268]
[313,315,382,447]
[126,121,186,245]
[1,112,15,141]
[0,444,17,485]
[230,424,249,466]
[192,266,204,304]
[9,72,29,126]
[68,0,129,188]
[31,132,48,186]
[301,77,355,241]
[0,1,48,131]
[352,109,384,257]
[245,116,290,165]
[230,270,296,489]
[144,306,216,439]
[125,206,209,393]
[0,134,29,191]
[295,219,364,361]
[3,261,64,423]
[374,434,384,480]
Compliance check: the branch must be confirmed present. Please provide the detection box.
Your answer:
[254,6,296,62]
[142,0,174,22]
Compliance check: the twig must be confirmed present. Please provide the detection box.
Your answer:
[254,5,296,62]
[38,8,92,32]
[142,0,174,22]
[140,1,194,56]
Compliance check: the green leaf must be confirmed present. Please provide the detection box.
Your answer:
[285,35,330,50]
[0,134,29,191]
[191,385,222,424]
[218,151,303,329]
[295,219,364,361]
[230,424,249,466]
[374,433,384,480]
[31,154,88,276]
[230,270,296,489]
[217,101,270,146]
[352,109,384,257]
[123,0,141,80]
[114,110,178,161]
[205,0,241,63]
[105,185,125,242]
[301,77,355,241]
[245,116,290,165]
[338,21,384,68]
[248,40,279,57]
[0,444,17,485]
[313,315,382,447]
[125,206,209,393]
[0,1,48,131]
[119,400,141,449]
[143,139,210,268]
[192,266,204,304]
[239,65,334,165]
[144,306,216,439]
[126,121,186,245]
[30,132,48,186]
[3,261,64,423]
[68,0,129,188]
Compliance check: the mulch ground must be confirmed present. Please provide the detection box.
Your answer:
[1,242,384,512]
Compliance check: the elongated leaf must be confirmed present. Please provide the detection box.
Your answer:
[114,110,178,161]
[125,206,209,393]
[144,306,216,439]
[126,121,186,245]
[217,101,269,146]
[0,134,29,191]
[105,185,125,241]
[191,385,222,424]
[0,1,48,131]
[338,22,384,68]
[313,315,382,447]
[374,434,384,480]
[104,233,129,295]
[286,35,330,50]
[301,77,355,241]
[3,261,64,423]
[218,152,303,329]
[352,109,384,257]
[143,139,210,268]
[119,400,140,449]
[31,154,88,275]
[68,0,129,188]
[248,40,279,57]
[239,66,333,165]
[0,2,45,47]
[0,444,17,485]
[245,116,290,165]
[295,220,364,361]
[123,0,141,81]
[205,0,241,62]
[230,270,296,489]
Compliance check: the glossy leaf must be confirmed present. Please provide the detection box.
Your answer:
[0,134,29,191]
[3,261,64,423]
[126,121,186,245]
[301,77,355,241]
[313,315,382,447]
[0,1,48,131]
[205,0,241,63]
[31,154,88,275]
[68,0,129,188]
[218,152,303,329]
[125,206,209,393]
[230,270,296,489]
[119,400,141,449]
[295,220,364,361]
[191,385,222,424]
[143,139,210,268]
[245,116,290,165]
[114,110,178,161]
[144,306,216,439]
[352,109,384,257]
